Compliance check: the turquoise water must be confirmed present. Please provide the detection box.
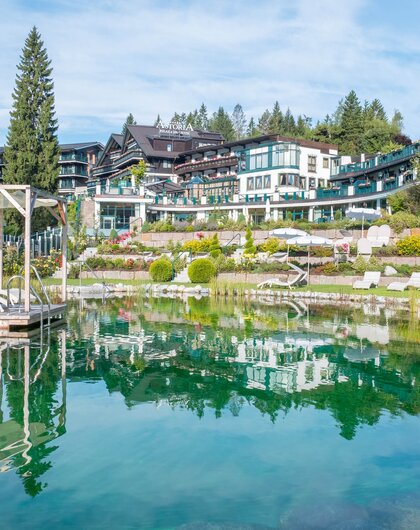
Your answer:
[0,296,419,529]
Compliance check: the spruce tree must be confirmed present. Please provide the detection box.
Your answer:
[246,117,259,137]
[122,113,136,134]
[268,101,283,134]
[209,107,235,141]
[339,90,363,155]
[4,26,59,192]
[154,114,162,126]
[197,103,209,130]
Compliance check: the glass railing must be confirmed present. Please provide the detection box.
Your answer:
[316,186,348,199]
[338,143,420,175]
[59,167,87,176]
[354,180,376,195]
[59,154,87,162]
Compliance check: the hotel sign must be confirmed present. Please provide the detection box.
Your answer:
[157,120,193,136]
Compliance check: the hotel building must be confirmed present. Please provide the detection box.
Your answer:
[0,142,104,198]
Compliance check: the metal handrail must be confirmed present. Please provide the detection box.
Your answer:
[171,250,192,280]
[223,233,242,248]
[6,275,24,309]
[79,261,111,292]
[18,265,51,327]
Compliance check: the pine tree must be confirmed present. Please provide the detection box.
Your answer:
[258,109,272,134]
[231,103,246,139]
[283,108,296,135]
[4,26,59,192]
[339,90,364,155]
[209,107,235,141]
[197,103,209,130]
[122,113,136,134]
[154,114,162,127]
[246,117,259,137]
[268,101,283,134]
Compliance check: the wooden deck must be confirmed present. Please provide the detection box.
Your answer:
[0,303,66,337]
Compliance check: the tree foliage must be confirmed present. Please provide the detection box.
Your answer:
[4,26,59,192]
[153,90,408,153]
[122,113,136,134]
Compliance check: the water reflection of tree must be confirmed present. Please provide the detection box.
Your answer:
[66,299,419,438]
[1,337,65,497]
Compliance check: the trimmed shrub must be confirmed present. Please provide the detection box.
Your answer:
[149,258,172,282]
[244,227,256,256]
[188,258,217,283]
[260,237,279,254]
[209,249,222,258]
[109,228,119,242]
[396,235,420,256]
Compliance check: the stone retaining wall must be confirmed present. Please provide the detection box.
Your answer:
[137,228,412,248]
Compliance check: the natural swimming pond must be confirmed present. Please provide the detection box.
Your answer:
[0,296,419,529]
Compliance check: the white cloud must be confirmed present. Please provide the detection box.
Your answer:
[0,0,419,143]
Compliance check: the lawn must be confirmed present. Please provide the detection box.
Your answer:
[42,277,419,300]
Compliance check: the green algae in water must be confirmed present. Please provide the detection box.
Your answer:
[0,296,419,529]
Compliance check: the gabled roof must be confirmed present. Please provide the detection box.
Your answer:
[124,125,224,159]
[97,133,124,166]
[111,134,124,147]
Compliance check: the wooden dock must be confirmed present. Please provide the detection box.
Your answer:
[0,304,66,337]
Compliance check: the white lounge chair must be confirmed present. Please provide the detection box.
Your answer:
[387,272,420,291]
[377,225,391,247]
[353,271,381,289]
[258,263,307,290]
[357,238,372,259]
[367,225,390,247]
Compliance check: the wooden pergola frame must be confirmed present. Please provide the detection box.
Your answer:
[0,185,68,312]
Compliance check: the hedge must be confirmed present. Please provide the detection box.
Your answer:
[188,258,217,283]
[149,258,173,282]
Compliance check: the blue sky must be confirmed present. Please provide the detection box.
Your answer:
[0,0,419,145]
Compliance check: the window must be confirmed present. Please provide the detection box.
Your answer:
[249,152,268,170]
[264,175,271,188]
[166,143,172,151]
[308,155,317,172]
[162,160,172,168]
[255,176,262,189]
[247,177,254,190]
[100,204,135,230]
[323,157,329,169]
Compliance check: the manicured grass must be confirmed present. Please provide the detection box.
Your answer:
[42,277,420,299]
[291,284,415,298]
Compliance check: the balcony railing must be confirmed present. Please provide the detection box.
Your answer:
[113,149,143,168]
[59,153,87,163]
[354,180,376,195]
[59,167,87,177]
[316,186,349,199]
[92,164,115,176]
[174,154,237,174]
[337,143,420,176]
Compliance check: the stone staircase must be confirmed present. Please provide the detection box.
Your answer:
[172,265,190,283]
[76,247,98,262]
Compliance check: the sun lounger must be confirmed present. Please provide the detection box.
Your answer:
[357,238,372,258]
[258,263,307,289]
[377,225,391,247]
[387,272,420,291]
[353,271,381,289]
[367,225,390,247]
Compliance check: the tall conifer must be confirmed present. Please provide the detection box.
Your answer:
[4,27,59,192]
